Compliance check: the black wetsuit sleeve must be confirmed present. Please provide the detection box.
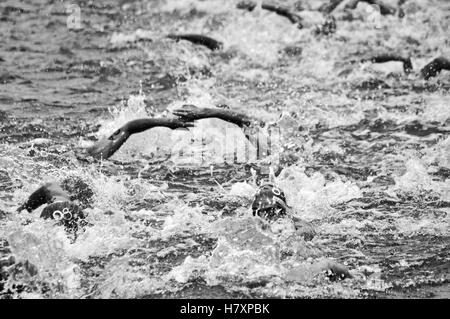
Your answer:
[126,118,191,134]
[167,34,223,51]
[203,108,253,127]
[88,118,193,160]
[261,4,302,25]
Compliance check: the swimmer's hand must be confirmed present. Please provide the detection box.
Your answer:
[261,4,303,26]
[124,118,195,133]
[172,104,210,121]
[173,104,253,128]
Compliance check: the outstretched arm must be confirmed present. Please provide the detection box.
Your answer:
[172,104,253,128]
[87,118,194,160]
[125,118,194,133]
[261,3,303,27]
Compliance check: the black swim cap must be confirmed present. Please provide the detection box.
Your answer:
[251,184,288,221]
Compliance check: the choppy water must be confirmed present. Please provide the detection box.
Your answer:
[0,0,449,299]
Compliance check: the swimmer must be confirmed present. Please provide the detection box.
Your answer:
[17,179,89,235]
[251,183,352,281]
[3,180,87,294]
[361,54,450,79]
[251,183,315,238]
[261,3,303,28]
[173,104,254,127]
[235,1,303,27]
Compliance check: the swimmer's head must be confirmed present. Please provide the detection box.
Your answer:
[86,128,131,160]
[252,183,288,221]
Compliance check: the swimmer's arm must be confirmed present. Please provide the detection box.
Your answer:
[363,54,405,63]
[261,3,303,26]
[125,118,194,134]
[87,118,193,159]
[173,105,253,127]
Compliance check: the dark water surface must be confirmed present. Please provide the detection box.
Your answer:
[0,0,449,298]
